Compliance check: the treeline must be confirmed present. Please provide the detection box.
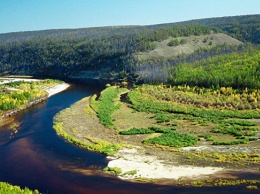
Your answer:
[0,34,132,77]
[134,45,260,89]
[0,24,217,78]
[170,49,260,89]
[187,14,260,44]
[132,44,257,84]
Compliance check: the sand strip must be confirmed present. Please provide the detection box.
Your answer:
[0,77,70,97]
[107,148,223,180]
[45,83,70,97]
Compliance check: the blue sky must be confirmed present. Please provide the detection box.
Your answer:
[0,0,259,34]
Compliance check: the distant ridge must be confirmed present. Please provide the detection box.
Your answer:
[1,14,259,44]
[0,14,259,85]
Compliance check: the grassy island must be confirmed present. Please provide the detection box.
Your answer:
[53,83,260,188]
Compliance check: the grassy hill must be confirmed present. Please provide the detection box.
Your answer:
[135,33,242,61]
[186,14,260,44]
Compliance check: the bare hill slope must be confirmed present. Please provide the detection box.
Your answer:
[135,33,242,61]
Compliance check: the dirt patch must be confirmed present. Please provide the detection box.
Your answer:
[112,103,157,130]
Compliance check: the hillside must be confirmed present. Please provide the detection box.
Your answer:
[0,14,259,85]
[135,33,242,61]
[186,14,260,44]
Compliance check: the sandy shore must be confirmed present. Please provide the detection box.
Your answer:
[0,77,70,97]
[1,78,70,119]
[107,148,223,181]
[0,77,40,84]
[45,83,70,97]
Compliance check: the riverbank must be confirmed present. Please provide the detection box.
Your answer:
[0,78,70,120]
[45,83,70,97]
[107,148,223,181]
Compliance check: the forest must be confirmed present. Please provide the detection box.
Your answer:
[135,45,260,88]
[0,14,259,89]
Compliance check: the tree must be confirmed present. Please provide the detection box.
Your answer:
[168,39,179,46]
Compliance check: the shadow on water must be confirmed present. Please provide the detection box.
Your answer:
[0,84,258,194]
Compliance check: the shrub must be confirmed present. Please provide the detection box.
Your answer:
[122,170,137,176]
[198,134,213,141]
[119,127,153,135]
[119,126,175,135]
[168,39,179,46]
[103,167,122,175]
[223,120,256,126]
[143,132,198,147]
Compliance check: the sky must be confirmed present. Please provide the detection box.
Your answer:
[0,0,259,34]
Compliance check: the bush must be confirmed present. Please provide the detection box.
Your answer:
[119,126,175,135]
[119,127,153,135]
[168,39,179,46]
[223,120,256,126]
[143,132,198,147]
[103,167,122,175]
[198,134,213,141]
[213,139,249,145]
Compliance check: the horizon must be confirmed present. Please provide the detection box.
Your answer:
[1,0,260,34]
[1,13,259,35]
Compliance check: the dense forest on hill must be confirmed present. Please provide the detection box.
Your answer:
[0,24,219,78]
[133,44,260,87]
[0,14,259,88]
[187,14,260,44]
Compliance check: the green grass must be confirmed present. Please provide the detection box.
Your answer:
[222,120,257,126]
[119,125,195,147]
[125,84,260,146]
[128,90,260,120]
[119,126,175,135]
[91,86,127,128]
[143,131,198,147]
[213,139,249,145]
[119,127,154,135]
[211,120,260,145]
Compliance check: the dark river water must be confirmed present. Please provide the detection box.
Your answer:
[0,84,256,194]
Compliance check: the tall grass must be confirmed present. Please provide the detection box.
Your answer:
[91,86,128,128]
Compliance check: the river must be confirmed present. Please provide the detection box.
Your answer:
[0,84,254,194]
